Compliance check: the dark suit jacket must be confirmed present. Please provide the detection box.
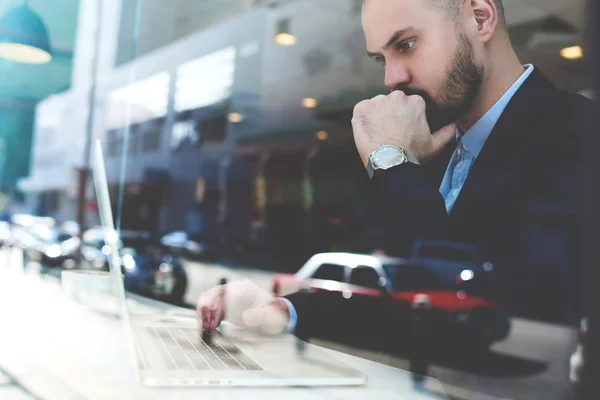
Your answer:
[287,68,595,338]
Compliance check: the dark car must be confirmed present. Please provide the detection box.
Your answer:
[160,231,219,261]
[80,228,188,304]
[272,253,510,352]
[410,239,492,268]
[22,224,80,267]
[409,239,501,300]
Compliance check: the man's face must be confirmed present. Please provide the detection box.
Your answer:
[363,0,484,132]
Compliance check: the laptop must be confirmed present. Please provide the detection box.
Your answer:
[90,139,367,387]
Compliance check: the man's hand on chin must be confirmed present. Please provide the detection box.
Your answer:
[351,91,456,168]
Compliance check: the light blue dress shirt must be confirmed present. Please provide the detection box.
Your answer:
[439,64,534,214]
[280,297,298,333]
[283,65,535,333]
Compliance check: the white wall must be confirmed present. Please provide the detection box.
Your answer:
[257,0,385,131]
[26,89,88,193]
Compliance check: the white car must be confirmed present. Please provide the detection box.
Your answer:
[271,252,510,350]
[569,318,587,385]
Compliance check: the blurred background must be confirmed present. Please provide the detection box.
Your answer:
[0,0,591,399]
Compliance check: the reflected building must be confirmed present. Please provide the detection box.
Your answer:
[21,0,588,302]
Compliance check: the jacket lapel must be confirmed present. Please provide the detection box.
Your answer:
[449,68,560,218]
[424,136,457,186]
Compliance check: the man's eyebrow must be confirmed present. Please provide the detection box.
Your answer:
[366,27,420,57]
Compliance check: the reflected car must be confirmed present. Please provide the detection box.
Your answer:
[272,252,510,352]
[160,231,218,261]
[409,240,501,302]
[10,214,56,250]
[80,228,188,304]
[569,318,587,388]
[22,224,80,267]
[410,239,494,271]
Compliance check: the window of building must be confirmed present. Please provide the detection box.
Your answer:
[200,114,228,145]
[171,119,199,150]
[141,119,164,152]
[106,129,123,157]
[127,124,141,155]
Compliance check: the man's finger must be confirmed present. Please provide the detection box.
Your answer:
[210,297,225,330]
[196,296,208,328]
[201,303,214,330]
[431,123,457,154]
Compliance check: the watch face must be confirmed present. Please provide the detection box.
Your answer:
[372,146,406,168]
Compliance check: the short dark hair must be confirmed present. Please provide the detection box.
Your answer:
[362,0,506,26]
[428,0,506,26]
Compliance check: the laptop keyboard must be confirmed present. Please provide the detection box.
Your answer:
[142,326,262,371]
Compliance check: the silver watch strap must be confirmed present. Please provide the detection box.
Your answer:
[367,156,376,179]
[367,146,420,179]
[404,150,421,165]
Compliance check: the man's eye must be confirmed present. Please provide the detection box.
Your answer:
[375,57,386,66]
[397,40,416,52]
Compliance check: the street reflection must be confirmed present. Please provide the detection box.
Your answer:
[0,0,589,399]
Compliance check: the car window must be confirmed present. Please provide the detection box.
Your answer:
[90,239,104,248]
[121,238,163,256]
[383,264,446,291]
[121,247,137,256]
[312,263,345,282]
[349,266,381,289]
[57,233,73,242]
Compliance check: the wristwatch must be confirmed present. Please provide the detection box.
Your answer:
[366,145,420,179]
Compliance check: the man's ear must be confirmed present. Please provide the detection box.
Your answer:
[470,0,499,43]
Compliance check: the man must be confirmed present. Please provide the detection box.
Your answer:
[197,0,593,336]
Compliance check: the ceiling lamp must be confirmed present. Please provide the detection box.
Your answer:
[228,112,244,123]
[0,1,52,64]
[560,45,583,60]
[302,97,318,108]
[274,18,296,46]
[316,130,328,141]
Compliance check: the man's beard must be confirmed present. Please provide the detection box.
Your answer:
[397,32,484,133]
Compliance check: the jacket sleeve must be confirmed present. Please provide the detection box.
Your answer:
[362,163,451,256]
[283,290,314,340]
[286,163,450,338]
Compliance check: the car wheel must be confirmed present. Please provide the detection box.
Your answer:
[455,338,492,360]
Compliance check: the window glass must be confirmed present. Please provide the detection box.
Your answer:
[312,263,345,282]
[349,265,381,289]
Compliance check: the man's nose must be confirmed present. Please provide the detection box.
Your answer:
[384,64,411,91]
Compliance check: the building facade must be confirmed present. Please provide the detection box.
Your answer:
[21,0,588,287]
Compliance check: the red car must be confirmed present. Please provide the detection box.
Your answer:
[272,252,510,352]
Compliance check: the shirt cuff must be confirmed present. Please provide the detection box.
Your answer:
[279,297,298,334]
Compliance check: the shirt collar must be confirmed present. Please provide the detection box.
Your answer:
[457,64,535,157]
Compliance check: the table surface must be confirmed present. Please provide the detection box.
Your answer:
[0,262,449,400]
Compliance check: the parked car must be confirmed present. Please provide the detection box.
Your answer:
[272,252,510,352]
[410,239,501,301]
[22,224,80,267]
[410,239,493,267]
[570,318,587,388]
[160,231,218,261]
[80,228,188,304]
[10,214,56,250]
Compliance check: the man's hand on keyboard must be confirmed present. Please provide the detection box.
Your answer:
[196,279,290,335]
